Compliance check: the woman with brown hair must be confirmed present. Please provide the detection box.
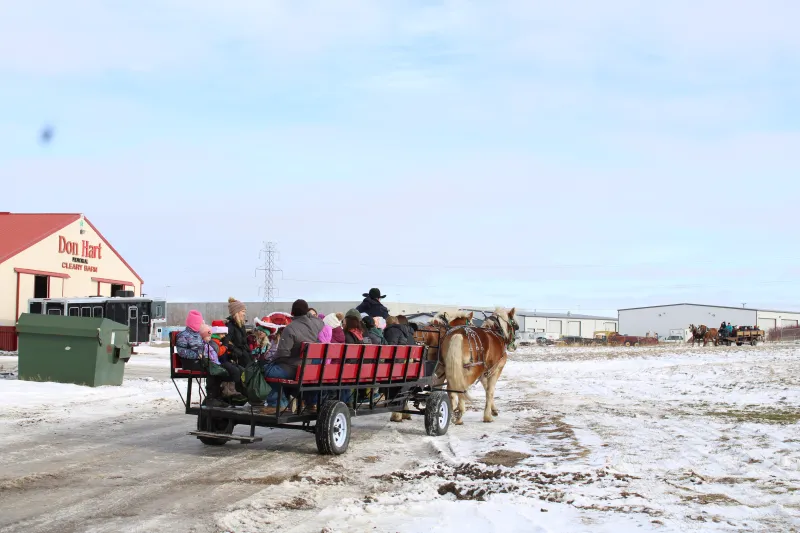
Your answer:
[224,297,252,367]
[343,308,367,344]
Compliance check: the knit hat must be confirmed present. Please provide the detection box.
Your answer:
[323,313,342,329]
[318,325,333,343]
[186,310,203,332]
[228,297,246,316]
[254,317,279,334]
[345,308,361,320]
[210,319,227,335]
[373,316,387,330]
[291,299,310,317]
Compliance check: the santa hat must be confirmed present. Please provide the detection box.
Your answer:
[266,311,293,328]
[210,319,228,335]
[254,317,280,334]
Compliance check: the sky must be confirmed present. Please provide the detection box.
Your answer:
[3,0,800,315]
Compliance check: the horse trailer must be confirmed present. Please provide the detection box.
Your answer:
[27,293,166,348]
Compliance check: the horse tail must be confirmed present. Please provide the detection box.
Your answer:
[443,333,472,402]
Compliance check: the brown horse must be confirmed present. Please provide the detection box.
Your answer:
[441,307,517,424]
[390,311,473,423]
[689,324,719,346]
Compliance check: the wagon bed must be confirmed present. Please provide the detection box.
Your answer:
[169,334,452,454]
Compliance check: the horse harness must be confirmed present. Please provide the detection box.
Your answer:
[453,317,516,378]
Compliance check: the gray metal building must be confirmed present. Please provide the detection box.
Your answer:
[618,303,800,337]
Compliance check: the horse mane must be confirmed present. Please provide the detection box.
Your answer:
[484,307,511,337]
[431,310,473,326]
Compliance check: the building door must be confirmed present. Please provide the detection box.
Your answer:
[604,322,616,332]
[548,320,562,335]
[782,319,798,328]
[567,321,581,336]
[111,284,125,297]
[758,318,776,332]
[34,275,48,298]
[128,306,139,343]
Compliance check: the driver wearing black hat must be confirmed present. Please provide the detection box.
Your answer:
[356,288,390,319]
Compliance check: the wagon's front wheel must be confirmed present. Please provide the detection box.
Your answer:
[315,400,351,455]
[424,391,451,436]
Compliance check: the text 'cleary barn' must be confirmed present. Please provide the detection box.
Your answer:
[0,212,144,349]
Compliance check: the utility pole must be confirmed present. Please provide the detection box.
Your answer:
[742,303,747,308]
[255,242,281,316]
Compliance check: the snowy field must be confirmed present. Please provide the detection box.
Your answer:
[0,344,798,532]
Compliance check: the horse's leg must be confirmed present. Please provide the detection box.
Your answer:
[482,360,505,423]
[479,376,499,417]
[390,406,404,423]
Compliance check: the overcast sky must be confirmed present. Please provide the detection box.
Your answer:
[3,1,800,315]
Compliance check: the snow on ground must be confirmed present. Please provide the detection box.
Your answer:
[1,343,798,532]
[218,344,800,533]
[0,344,179,447]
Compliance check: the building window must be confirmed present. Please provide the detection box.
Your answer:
[111,284,125,296]
[93,306,103,318]
[81,307,92,317]
[34,275,48,298]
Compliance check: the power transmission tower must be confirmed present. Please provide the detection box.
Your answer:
[255,242,281,315]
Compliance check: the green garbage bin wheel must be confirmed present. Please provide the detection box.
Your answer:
[197,412,234,446]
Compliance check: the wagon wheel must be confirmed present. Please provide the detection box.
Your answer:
[315,400,351,455]
[624,341,631,347]
[197,411,234,446]
[633,342,640,347]
[424,391,452,436]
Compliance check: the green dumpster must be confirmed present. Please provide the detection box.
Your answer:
[16,313,132,387]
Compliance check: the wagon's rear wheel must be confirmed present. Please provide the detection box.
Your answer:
[315,400,351,455]
[197,411,233,446]
[424,391,451,436]
[624,341,631,347]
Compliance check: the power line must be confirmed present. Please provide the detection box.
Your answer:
[279,256,800,271]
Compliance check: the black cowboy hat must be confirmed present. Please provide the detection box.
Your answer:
[363,288,386,299]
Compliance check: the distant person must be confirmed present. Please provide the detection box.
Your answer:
[344,309,368,344]
[224,297,251,367]
[363,316,387,345]
[356,288,389,319]
[324,313,346,343]
[385,316,412,345]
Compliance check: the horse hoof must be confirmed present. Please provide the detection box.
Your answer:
[402,413,412,420]
[390,413,403,422]
[491,409,499,416]
[483,417,494,423]
[455,419,464,425]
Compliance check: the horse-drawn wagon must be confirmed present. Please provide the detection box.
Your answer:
[170,334,452,455]
[717,327,764,346]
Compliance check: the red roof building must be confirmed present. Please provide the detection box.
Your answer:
[0,212,144,329]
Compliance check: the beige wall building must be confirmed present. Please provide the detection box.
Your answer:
[0,213,143,326]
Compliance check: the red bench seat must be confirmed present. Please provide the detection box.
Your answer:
[169,331,205,377]
[264,343,425,386]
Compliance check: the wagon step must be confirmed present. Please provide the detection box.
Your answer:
[188,431,262,443]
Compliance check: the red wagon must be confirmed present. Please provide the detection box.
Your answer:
[169,334,452,455]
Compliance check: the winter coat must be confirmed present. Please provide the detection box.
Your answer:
[176,327,203,359]
[331,326,345,343]
[273,314,324,374]
[345,329,366,344]
[367,328,387,345]
[356,297,389,320]
[224,316,251,366]
[384,324,413,345]
[383,324,408,346]
[203,340,221,365]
